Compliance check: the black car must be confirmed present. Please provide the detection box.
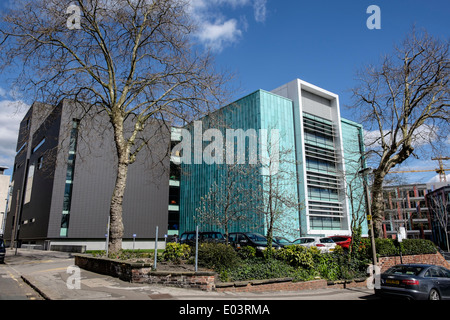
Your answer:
[179,231,226,246]
[0,237,5,263]
[375,264,450,300]
[273,236,293,246]
[228,232,282,254]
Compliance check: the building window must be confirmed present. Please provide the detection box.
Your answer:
[37,156,44,170]
[32,138,46,154]
[16,142,27,155]
[303,113,345,231]
[310,216,341,230]
[60,119,80,237]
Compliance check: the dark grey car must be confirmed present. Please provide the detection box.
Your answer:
[0,237,5,263]
[228,232,282,255]
[375,264,450,300]
[179,231,226,246]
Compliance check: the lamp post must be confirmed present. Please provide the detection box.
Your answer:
[359,167,377,267]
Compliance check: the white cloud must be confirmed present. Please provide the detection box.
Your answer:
[0,98,29,170]
[253,0,267,23]
[189,0,268,52]
[363,124,439,149]
[427,174,450,183]
[197,19,242,52]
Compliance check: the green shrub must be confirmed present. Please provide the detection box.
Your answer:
[197,243,240,271]
[375,238,398,256]
[220,258,290,282]
[312,252,341,281]
[400,239,437,255]
[219,257,317,283]
[360,238,437,257]
[275,245,315,269]
[90,249,155,261]
[162,243,191,263]
[237,246,256,259]
[290,267,318,282]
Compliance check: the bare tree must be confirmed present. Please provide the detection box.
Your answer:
[0,0,229,253]
[427,189,450,252]
[256,128,302,254]
[195,163,259,244]
[344,167,368,253]
[350,29,450,237]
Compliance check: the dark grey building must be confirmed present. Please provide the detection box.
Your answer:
[4,100,171,251]
[426,185,450,251]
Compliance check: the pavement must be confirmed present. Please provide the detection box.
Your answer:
[2,248,378,301]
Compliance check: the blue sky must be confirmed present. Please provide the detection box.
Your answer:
[0,0,449,183]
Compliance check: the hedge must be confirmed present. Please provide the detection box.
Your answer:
[360,238,437,257]
[399,239,437,255]
[159,239,438,283]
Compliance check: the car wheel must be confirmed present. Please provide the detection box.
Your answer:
[429,289,440,300]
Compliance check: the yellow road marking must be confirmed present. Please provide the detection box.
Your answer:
[28,267,68,274]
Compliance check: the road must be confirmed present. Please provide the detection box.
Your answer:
[0,248,73,300]
[0,264,43,300]
[0,248,379,301]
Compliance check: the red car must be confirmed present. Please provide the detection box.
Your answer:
[328,236,352,250]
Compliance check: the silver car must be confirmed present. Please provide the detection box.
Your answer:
[375,264,450,300]
[293,237,336,252]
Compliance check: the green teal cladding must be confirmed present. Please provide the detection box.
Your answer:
[259,91,300,237]
[179,90,299,236]
[340,118,369,235]
[179,90,262,234]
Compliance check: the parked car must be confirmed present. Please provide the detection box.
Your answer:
[179,231,226,246]
[0,237,5,263]
[228,232,282,254]
[293,237,336,252]
[328,235,352,250]
[375,264,450,300]
[273,236,293,246]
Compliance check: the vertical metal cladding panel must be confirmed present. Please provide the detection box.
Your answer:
[47,100,170,239]
[259,91,299,238]
[180,91,264,234]
[340,119,369,235]
[20,106,62,240]
[179,90,299,237]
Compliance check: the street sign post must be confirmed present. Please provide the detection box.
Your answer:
[154,226,158,270]
[397,227,406,264]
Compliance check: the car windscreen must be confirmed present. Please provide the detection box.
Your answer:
[320,238,334,243]
[275,238,291,244]
[385,266,424,276]
[246,233,266,242]
[295,238,313,244]
[331,237,348,242]
[202,233,224,240]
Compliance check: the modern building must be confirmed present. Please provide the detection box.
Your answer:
[382,183,433,239]
[178,79,369,239]
[425,184,450,250]
[0,166,10,233]
[3,99,171,251]
[168,128,181,236]
[381,181,450,248]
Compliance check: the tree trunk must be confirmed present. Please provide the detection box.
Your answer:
[370,171,386,238]
[108,160,129,254]
[108,113,130,255]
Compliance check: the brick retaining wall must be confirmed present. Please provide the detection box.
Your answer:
[74,254,216,291]
[215,278,327,293]
[75,252,450,293]
[378,252,450,273]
